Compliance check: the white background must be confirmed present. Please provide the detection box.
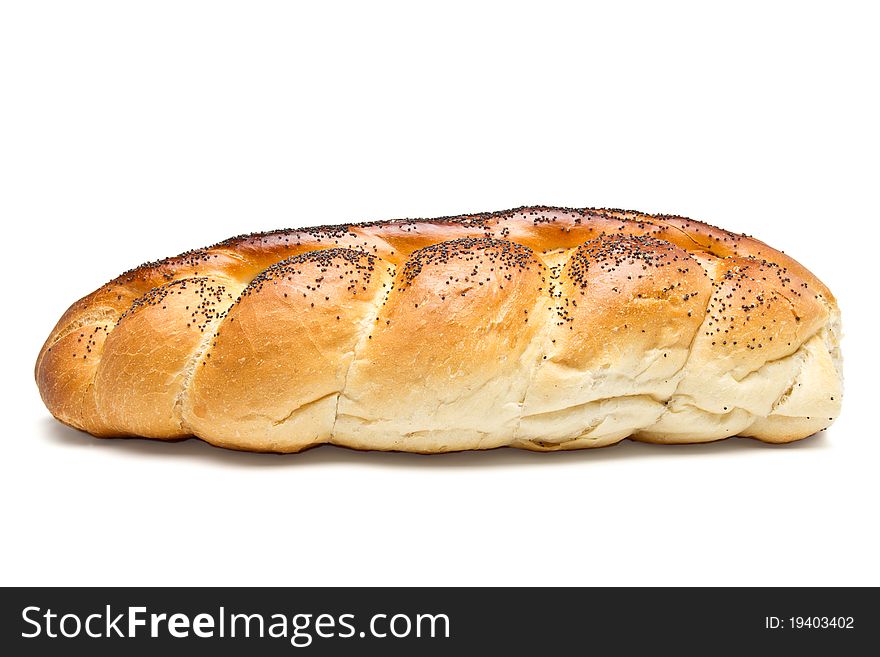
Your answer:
[1,1,877,586]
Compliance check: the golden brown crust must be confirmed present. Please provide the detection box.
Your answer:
[335,237,548,452]
[185,249,393,451]
[94,276,245,437]
[35,206,841,451]
[515,234,714,449]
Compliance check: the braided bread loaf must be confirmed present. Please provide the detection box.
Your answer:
[36,207,842,453]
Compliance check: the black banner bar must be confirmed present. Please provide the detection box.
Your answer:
[1,587,876,654]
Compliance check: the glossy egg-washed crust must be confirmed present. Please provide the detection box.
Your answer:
[36,206,842,453]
